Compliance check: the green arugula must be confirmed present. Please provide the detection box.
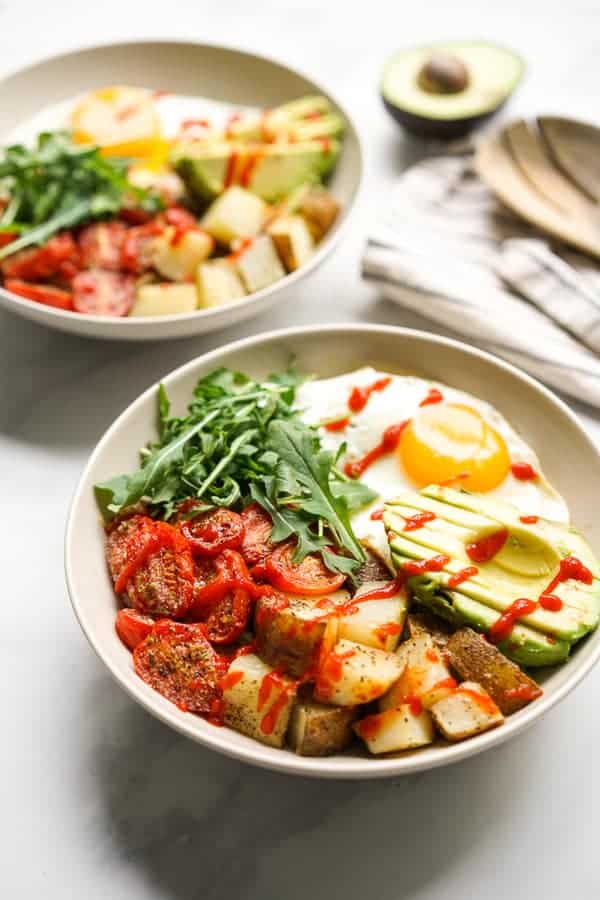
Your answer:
[0,131,163,259]
[94,367,376,575]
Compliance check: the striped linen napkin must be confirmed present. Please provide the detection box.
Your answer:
[362,151,600,408]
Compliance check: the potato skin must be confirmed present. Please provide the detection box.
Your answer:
[447,628,542,715]
[407,610,453,649]
[288,701,357,756]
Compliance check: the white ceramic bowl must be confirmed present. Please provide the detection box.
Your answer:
[65,325,600,777]
[0,42,362,341]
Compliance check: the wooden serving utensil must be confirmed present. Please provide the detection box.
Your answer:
[538,116,600,203]
[475,117,600,260]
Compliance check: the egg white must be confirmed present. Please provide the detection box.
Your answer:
[296,368,569,563]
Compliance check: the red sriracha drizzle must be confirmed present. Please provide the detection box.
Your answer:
[402,554,450,576]
[488,598,537,643]
[447,566,479,588]
[466,528,508,563]
[224,150,239,188]
[511,462,538,481]
[344,421,409,478]
[419,387,444,407]
[403,511,436,532]
[325,417,350,432]
[370,508,384,521]
[348,376,392,413]
[520,515,539,524]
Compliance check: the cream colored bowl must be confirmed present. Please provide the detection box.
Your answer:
[0,42,362,340]
[65,325,600,777]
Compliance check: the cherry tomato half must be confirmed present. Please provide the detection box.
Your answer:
[133,620,222,714]
[72,268,135,316]
[3,279,74,310]
[115,608,154,651]
[1,232,78,280]
[239,503,274,566]
[264,542,346,596]
[180,508,245,557]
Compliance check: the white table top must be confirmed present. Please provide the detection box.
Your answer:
[2,2,600,898]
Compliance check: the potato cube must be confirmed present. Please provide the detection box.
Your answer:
[338,592,407,652]
[380,633,455,711]
[222,653,297,749]
[196,259,247,308]
[202,186,267,245]
[254,592,348,677]
[234,235,285,292]
[288,700,357,756]
[354,704,435,755]
[268,214,314,272]
[150,226,214,281]
[298,187,340,241]
[430,681,504,741]
[129,283,197,317]
[314,638,404,706]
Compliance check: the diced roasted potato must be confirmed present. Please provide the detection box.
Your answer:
[268,214,314,271]
[254,592,348,677]
[196,259,247,308]
[430,681,504,741]
[150,226,214,280]
[315,638,404,706]
[298,187,340,241]
[447,628,542,715]
[354,704,435,755]
[354,549,394,586]
[380,633,455,710]
[288,699,357,756]
[130,283,198,317]
[234,235,286,292]
[202,186,268,244]
[222,653,297,749]
[338,589,407,652]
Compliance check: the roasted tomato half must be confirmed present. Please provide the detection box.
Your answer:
[180,507,245,557]
[72,268,135,315]
[239,503,274,566]
[134,620,223,714]
[264,542,346,596]
[115,608,154,651]
[106,515,194,618]
[78,221,127,271]
[1,232,79,280]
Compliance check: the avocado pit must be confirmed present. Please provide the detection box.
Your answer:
[417,52,470,95]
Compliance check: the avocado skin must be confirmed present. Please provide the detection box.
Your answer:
[382,95,509,140]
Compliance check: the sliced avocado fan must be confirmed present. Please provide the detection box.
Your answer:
[383,485,600,667]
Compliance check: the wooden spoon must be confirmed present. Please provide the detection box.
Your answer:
[539,116,600,202]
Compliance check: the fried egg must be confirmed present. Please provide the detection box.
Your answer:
[296,368,568,563]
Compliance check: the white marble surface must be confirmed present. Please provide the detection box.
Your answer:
[2,2,600,897]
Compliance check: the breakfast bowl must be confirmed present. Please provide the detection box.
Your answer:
[0,42,362,340]
[65,324,600,777]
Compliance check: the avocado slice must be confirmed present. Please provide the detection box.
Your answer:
[227,95,344,144]
[381,41,524,139]
[383,486,600,666]
[172,140,340,206]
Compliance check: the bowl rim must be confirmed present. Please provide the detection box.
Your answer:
[0,38,364,329]
[65,323,600,778]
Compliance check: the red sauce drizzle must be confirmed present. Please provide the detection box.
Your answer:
[225,112,242,138]
[224,151,239,188]
[520,515,539,524]
[407,696,423,716]
[344,420,409,478]
[239,151,263,188]
[488,597,538,644]
[419,387,444,407]
[370,508,384,521]
[373,622,402,643]
[466,528,508,563]
[348,376,392,413]
[539,593,563,612]
[116,103,139,122]
[403,510,436,532]
[351,578,405,603]
[319,648,356,684]
[324,417,350,432]
[504,684,543,703]
[220,669,244,691]
[402,554,450,576]
[431,677,458,693]
[448,566,479,588]
[543,555,593,593]
[511,462,538,481]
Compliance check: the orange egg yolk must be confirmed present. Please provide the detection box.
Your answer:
[398,403,510,492]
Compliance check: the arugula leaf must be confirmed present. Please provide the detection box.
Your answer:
[266,419,366,564]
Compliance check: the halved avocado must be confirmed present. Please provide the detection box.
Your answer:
[381,41,524,139]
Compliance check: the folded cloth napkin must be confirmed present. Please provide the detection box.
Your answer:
[362,150,600,408]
